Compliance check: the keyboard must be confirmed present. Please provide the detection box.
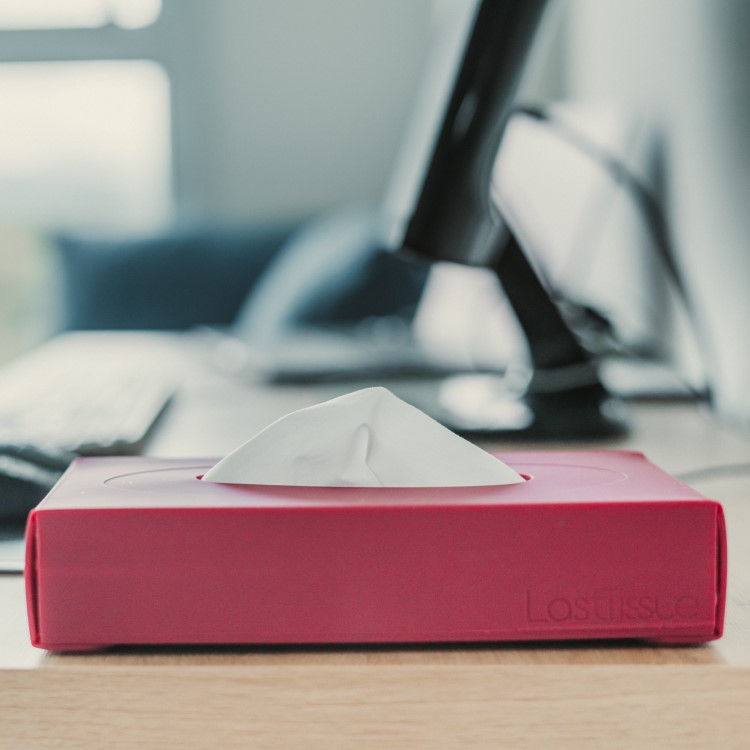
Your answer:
[0,333,183,454]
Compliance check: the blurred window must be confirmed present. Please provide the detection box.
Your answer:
[0,0,161,30]
[0,61,170,231]
[0,0,172,363]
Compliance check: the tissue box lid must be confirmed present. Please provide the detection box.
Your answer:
[33,450,708,510]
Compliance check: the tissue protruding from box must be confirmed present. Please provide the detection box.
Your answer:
[202,387,523,487]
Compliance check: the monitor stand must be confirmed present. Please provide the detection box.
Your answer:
[432,228,628,439]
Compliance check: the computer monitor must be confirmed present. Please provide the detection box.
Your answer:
[382,0,625,437]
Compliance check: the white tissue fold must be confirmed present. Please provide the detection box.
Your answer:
[202,386,523,487]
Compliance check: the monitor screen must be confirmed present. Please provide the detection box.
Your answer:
[382,0,547,266]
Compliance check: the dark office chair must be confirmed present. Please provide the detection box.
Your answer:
[56,221,300,331]
[56,208,428,336]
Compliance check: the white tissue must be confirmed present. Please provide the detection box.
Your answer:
[202,387,523,487]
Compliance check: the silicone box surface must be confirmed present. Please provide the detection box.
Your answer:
[25,451,726,651]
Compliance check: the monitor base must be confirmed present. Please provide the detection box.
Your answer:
[426,373,628,440]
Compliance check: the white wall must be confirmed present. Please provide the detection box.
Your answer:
[168,0,434,224]
[566,0,750,427]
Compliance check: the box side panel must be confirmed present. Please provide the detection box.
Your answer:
[23,511,40,647]
[34,502,720,650]
[646,501,726,645]
[715,503,727,637]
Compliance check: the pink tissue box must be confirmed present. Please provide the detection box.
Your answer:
[25,451,726,651]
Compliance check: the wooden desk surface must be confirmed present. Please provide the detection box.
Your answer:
[2,372,750,748]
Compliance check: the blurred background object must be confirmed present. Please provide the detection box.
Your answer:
[0,0,435,361]
[0,0,749,431]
